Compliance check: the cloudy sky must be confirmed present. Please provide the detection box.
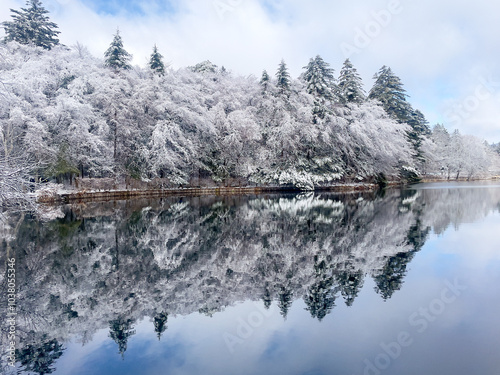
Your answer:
[1,0,499,142]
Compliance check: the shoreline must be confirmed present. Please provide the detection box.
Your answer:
[34,177,500,205]
[36,183,385,204]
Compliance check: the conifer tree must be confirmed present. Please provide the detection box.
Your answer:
[149,44,165,75]
[302,55,335,99]
[260,69,270,94]
[2,0,60,50]
[104,29,132,71]
[338,58,365,104]
[275,59,291,96]
[368,66,411,122]
[302,55,336,121]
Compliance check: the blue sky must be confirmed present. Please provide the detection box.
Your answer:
[1,0,499,142]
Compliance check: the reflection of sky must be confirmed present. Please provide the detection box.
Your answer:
[50,211,500,375]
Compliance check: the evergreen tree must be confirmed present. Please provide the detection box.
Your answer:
[153,312,168,340]
[407,108,431,160]
[368,66,411,122]
[338,58,365,104]
[277,286,293,319]
[16,337,65,375]
[302,55,336,121]
[109,317,136,358]
[336,269,364,307]
[149,44,165,75]
[302,55,335,99]
[104,29,132,71]
[275,59,291,96]
[2,0,60,50]
[260,69,270,94]
[304,276,336,321]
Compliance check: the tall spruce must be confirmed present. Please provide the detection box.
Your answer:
[2,0,60,50]
[275,59,291,96]
[338,58,365,104]
[149,44,165,75]
[303,55,336,121]
[260,70,270,94]
[302,55,335,99]
[368,66,411,122]
[104,29,132,71]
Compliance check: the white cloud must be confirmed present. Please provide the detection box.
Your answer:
[1,0,499,142]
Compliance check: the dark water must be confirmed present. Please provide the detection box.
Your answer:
[1,182,500,375]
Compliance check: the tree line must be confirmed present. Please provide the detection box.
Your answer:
[1,0,498,209]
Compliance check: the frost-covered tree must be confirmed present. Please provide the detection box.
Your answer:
[259,69,270,94]
[190,60,217,74]
[368,66,411,122]
[303,55,336,121]
[2,0,60,50]
[149,44,165,75]
[275,59,291,96]
[337,58,365,104]
[104,29,132,70]
[109,318,136,358]
[406,108,431,160]
[16,337,65,374]
[302,55,335,100]
[153,312,168,340]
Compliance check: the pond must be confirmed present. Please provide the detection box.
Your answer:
[1,181,500,375]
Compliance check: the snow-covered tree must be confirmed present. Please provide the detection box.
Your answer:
[149,44,165,75]
[337,58,365,104]
[302,55,336,121]
[2,0,60,50]
[259,69,270,94]
[368,66,411,123]
[302,55,335,100]
[275,59,291,96]
[190,60,218,74]
[104,29,132,70]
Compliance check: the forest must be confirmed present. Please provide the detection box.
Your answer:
[1,0,499,211]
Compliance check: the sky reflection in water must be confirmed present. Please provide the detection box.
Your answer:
[3,182,500,375]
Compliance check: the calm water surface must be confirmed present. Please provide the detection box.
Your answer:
[1,181,500,375]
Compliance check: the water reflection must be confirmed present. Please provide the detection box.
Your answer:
[1,182,500,375]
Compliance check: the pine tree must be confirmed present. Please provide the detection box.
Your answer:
[302,55,335,99]
[153,312,168,340]
[109,318,136,358]
[149,44,165,75]
[275,59,291,96]
[302,55,336,121]
[338,58,365,104]
[104,29,132,71]
[407,108,431,160]
[2,0,60,50]
[260,69,270,94]
[368,66,411,122]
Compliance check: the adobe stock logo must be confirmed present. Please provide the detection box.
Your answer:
[223,301,276,354]
[444,70,500,127]
[355,278,466,375]
[341,0,403,58]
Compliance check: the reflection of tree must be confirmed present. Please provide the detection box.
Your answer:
[262,285,273,310]
[109,318,136,358]
[153,312,168,340]
[16,337,64,375]
[373,217,430,301]
[278,286,293,319]
[304,278,336,321]
[304,259,336,321]
[373,253,410,300]
[336,270,364,307]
